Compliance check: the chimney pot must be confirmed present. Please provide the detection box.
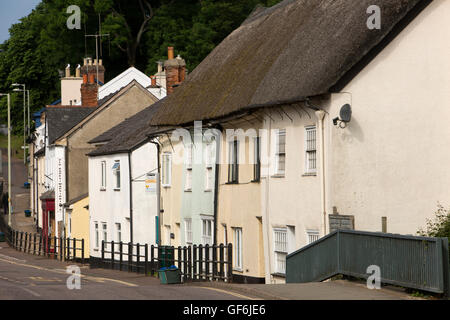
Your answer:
[89,73,95,84]
[99,59,103,66]
[65,65,71,78]
[151,76,156,87]
[83,74,88,84]
[168,47,174,60]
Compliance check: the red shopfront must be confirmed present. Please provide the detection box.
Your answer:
[41,194,55,253]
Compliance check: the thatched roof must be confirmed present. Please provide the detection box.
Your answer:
[149,0,425,126]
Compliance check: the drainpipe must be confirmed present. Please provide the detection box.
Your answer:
[315,110,327,236]
[149,139,161,245]
[128,152,134,244]
[33,148,38,228]
[262,115,272,284]
[212,126,222,246]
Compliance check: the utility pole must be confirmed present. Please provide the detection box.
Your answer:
[7,94,11,227]
[27,90,30,137]
[0,93,12,226]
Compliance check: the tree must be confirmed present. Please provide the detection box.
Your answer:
[95,0,156,67]
[0,0,283,133]
[144,0,283,75]
[418,203,450,241]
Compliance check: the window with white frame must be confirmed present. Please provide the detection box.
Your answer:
[275,129,286,175]
[116,223,122,243]
[185,145,193,191]
[228,140,239,183]
[202,218,213,245]
[101,161,106,189]
[162,153,172,187]
[307,230,320,244]
[273,228,288,274]
[233,228,243,270]
[305,126,317,174]
[205,142,214,191]
[102,223,107,243]
[94,222,99,248]
[112,161,121,189]
[185,219,192,245]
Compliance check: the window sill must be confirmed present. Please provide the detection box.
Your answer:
[204,189,212,192]
[302,172,317,177]
[225,181,239,185]
[184,189,192,192]
[114,188,121,192]
[162,185,171,188]
[250,179,260,183]
[271,174,285,178]
[100,188,106,192]
[233,268,243,273]
[271,272,286,278]
[93,248,99,252]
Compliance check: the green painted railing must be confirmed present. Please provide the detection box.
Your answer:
[286,230,449,296]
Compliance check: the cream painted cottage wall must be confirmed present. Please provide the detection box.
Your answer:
[261,0,450,284]
[260,106,324,284]
[159,135,184,248]
[324,0,450,236]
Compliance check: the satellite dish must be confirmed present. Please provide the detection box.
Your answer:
[339,104,352,123]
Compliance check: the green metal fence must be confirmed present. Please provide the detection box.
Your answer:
[286,230,449,296]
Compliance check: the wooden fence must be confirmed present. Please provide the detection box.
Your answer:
[100,241,233,283]
[0,220,85,263]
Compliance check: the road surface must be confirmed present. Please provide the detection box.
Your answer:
[0,242,250,300]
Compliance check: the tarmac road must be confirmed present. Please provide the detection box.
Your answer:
[0,243,250,300]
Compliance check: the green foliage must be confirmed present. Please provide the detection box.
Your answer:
[0,0,282,133]
[418,203,450,241]
[0,135,26,159]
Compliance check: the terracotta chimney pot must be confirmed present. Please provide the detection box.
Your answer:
[168,47,174,60]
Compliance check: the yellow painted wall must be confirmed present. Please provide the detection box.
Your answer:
[65,196,90,258]
[216,118,265,281]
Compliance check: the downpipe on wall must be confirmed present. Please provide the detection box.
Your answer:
[315,110,327,236]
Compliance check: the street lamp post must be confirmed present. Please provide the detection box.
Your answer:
[27,90,30,137]
[0,93,12,227]
[12,84,27,164]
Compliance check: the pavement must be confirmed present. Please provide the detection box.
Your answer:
[187,278,421,300]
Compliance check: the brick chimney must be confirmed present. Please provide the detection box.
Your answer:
[149,75,159,88]
[81,57,105,85]
[164,47,186,95]
[80,72,98,107]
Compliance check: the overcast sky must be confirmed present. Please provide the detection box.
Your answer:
[0,0,41,43]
